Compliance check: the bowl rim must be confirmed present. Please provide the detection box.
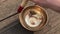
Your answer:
[19,5,48,31]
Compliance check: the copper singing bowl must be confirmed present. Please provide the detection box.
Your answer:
[19,5,47,31]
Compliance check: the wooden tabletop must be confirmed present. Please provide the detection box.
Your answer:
[0,0,60,34]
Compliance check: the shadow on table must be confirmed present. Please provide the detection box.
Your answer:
[0,19,33,34]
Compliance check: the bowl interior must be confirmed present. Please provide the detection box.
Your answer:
[19,5,47,31]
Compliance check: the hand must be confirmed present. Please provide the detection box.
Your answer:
[32,0,60,12]
[32,0,46,4]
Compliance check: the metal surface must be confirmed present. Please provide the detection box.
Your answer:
[19,5,47,31]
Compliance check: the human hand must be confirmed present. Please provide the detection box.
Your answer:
[32,0,60,12]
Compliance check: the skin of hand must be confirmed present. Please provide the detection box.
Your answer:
[32,0,60,12]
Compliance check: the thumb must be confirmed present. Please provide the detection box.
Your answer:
[32,0,46,4]
[32,0,48,8]
[32,0,40,3]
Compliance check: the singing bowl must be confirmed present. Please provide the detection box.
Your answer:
[19,5,47,31]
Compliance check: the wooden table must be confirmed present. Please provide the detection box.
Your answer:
[0,0,60,34]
